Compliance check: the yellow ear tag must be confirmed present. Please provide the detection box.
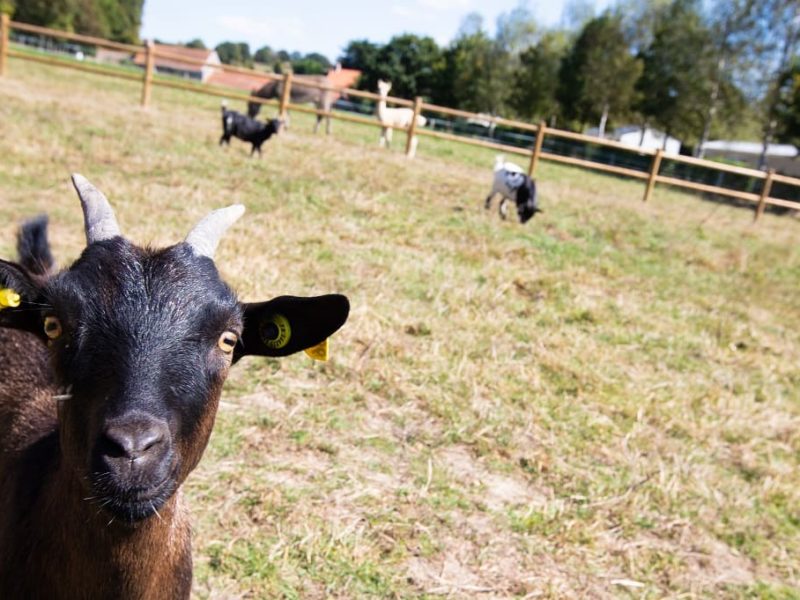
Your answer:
[304,338,329,361]
[260,314,291,349]
[0,288,21,310]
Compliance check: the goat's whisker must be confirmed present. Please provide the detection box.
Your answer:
[150,501,163,522]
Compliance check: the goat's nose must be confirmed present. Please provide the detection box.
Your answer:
[99,415,170,464]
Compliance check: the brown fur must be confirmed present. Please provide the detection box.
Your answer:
[0,328,193,599]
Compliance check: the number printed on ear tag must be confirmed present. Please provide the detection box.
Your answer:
[260,314,291,349]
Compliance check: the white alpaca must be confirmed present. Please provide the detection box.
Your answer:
[376,80,426,158]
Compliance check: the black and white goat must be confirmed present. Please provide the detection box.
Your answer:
[0,175,349,598]
[219,101,282,156]
[484,156,542,224]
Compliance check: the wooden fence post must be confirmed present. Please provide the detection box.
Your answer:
[0,14,10,78]
[643,149,664,202]
[754,169,775,223]
[140,40,154,107]
[528,121,546,177]
[405,96,423,157]
[279,72,293,119]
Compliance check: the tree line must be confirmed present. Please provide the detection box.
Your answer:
[339,0,799,159]
[5,0,143,44]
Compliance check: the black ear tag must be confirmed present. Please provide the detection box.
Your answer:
[259,314,292,349]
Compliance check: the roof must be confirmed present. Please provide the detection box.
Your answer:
[701,140,798,158]
[133,44,215,72]
[208,66,361,93]
[207,70,274,91]
[325,67,361,89]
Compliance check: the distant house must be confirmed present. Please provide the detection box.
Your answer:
[699,141,799,177]
[586,125,682,155]
[133,43,220,82]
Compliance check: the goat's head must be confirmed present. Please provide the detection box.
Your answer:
[518,179,542,224]
[0,175,349,523]
[271,118,285,134]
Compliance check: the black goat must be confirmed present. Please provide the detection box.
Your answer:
[219,102,281,156]
[0,175,349,598]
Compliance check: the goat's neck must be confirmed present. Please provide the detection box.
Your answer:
[25,460,191,598]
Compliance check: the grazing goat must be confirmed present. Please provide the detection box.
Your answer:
[220,101,281,156]
[376,80,426,158]
[248,74,337,134]
[0,174,350,598]
[485,156,542,223]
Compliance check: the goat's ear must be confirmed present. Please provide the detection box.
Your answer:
[235,294,350,362]
[0,259,48,339]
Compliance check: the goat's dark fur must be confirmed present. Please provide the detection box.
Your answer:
[16,215,54,276]
[0,180,350,598]
[219,104,281,156]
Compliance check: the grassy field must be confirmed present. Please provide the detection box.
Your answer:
[2,57,800,599]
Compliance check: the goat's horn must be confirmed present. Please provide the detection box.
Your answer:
[185,205,245,259]
[71,174,122,244]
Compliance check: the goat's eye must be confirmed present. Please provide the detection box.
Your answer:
[44,316,63,340]
[218,331,238,353]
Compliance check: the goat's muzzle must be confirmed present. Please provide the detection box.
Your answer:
[91,412,176,522]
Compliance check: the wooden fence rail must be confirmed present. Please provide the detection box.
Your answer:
[2,18,800,221]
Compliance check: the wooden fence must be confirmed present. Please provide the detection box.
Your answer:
[2,15,800,222]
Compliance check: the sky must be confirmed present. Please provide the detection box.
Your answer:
[141,0,614,62]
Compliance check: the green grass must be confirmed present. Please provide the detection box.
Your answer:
[2,56,800,598]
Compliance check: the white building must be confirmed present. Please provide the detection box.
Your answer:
[586,125,682,154]
[133,44,221,83]
[699,141,799,177]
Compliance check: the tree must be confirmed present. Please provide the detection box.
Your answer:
[292,53,331,75]
[185,38,206,50]
[635,0,714,146]
[489,4,538,115]
[509,31,566,123]
[439,29,495,111]
[773,62,800,147]
[614,0,672,54]
[350,34,444,100]
[751,0,800,167]
[253,45,274,64]
[13,0,76,31]
[339,39,379,74]
[558,13,642,134]
[695,0,759,157]
[13,0,142,43]
[215,42,252,66]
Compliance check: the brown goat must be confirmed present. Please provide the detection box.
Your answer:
[0,175,350,598]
